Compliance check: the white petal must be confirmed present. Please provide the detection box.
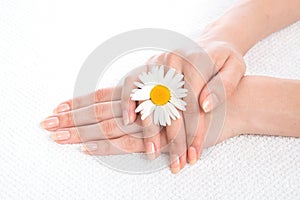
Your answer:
[175,88,188,98]
[141,103,155,120]
[158,66,164,83]
[130,85,153,101]
[175,92,188,98]
[163,68,176,85]
[165,103,176,120]
[176,81,185,88]
[135,100,151,113]
[162,105,171,126]
[176,88,188,94]
[168,73,184,90]
[134,81,144,88]
[131,88,138,93]
[158,106,166,126]
[151,66,158,74]
[153,106,159,125]
[170,97,186,111]
[167,103,180,119]
[138,72,150,84]
[162,107,168,126]
[173,73,184,84]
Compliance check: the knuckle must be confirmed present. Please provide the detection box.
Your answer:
[155,53,166,65]
[72,98,81,109]
[124,75,135,84]
[188,134,202,147]
[167,131,180,143]
[128,100,136,111]
[71,128,82,142]
[122,135,136,151]
[186,135,195,146]
[60,112,74,126]
[102,140,110,153]
[123,76,135,101]
[165,53,182,70]
[236,59,246,75]
[94,104,104,121]
[222,79,236,96]
[184,98,200,114]
[185,104,199,115]
[95,88,107,102]
[147,55,159,65]
[100,119,116,138]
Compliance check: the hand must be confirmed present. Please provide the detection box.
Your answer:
[120,40,246,171]
[41,87,238,171]
[48,40,246,173]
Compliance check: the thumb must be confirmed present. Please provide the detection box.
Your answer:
[199,56,245,113]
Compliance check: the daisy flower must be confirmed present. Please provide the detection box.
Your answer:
[130,66,188,126]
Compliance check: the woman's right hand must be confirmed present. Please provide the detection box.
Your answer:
[120,39,246,172]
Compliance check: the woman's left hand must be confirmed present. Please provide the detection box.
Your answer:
[41,85,237,173]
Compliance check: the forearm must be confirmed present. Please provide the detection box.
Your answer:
[200,0,300,55]
[230,76,300,137]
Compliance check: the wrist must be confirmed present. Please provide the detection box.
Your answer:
[199,0,269,55]
[226,76,300,137]
[199,19,250,56]
[226,76,254,136]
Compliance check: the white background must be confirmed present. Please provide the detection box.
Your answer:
[0,0,299,199]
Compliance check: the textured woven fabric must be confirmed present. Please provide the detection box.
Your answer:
[0,0,299,199]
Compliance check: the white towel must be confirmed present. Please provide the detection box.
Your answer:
[0,0,299,199]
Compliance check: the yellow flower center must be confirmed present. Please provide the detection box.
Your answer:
[150,85,171,105]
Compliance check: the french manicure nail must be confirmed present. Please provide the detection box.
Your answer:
[81,143,98,152]
[146,142,156,160]
[123,110,129,125]
[41,117,59,129]
[171,167,180,174]
[202,93,219,113]
[188,147,197,165]
[56,103,70,113]
[170,154,180,174]
[51,131,70,141]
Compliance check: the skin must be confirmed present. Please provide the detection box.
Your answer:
[120,0,300,172]
[41,76,300,164]
[42,0,300,173]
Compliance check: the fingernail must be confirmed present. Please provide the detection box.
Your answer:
[81,143,98,152]
[55,103,70,113]
[41,117,59,129]
[170,154,180,174]
[123,110,129,125]
[188,147,197,165]
[51,131,70,141]
[146,142,156,160]
[202,93,219,113]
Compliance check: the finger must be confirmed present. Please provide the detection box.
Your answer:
[121,66,147,125]
[167,112,187,174]
[81,130,168,155]
[121,53,169,126]
[50,117,143,144]
[142,114,161,160]
[53,87,122,114]
[160,52,188,173]
[41,101,122,131]
[177,55,206,165]
[186,110,205,164]
[200,55,246,113]
[183,79,203,164]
